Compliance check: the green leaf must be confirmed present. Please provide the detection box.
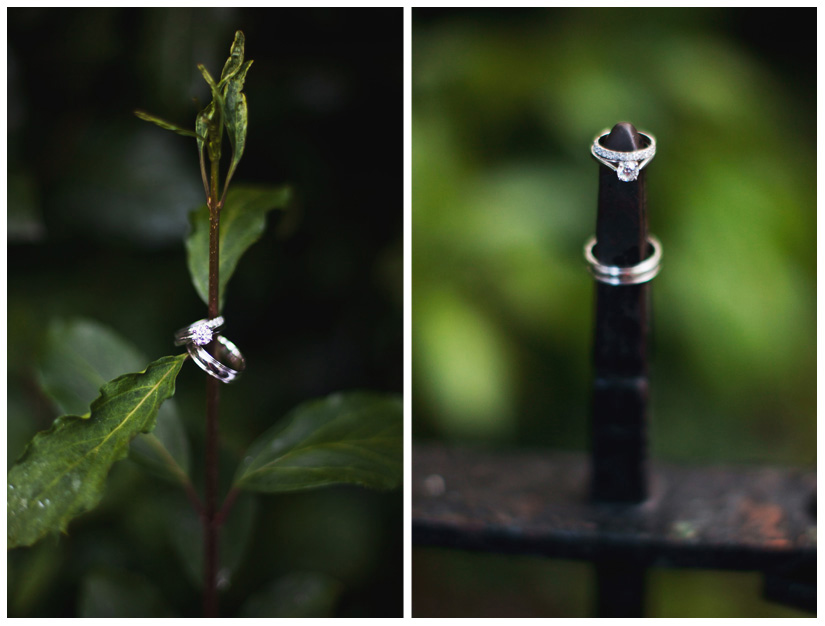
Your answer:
[197,63,218,91]
[196,64,226,166]
[224,59,252,182]
[35,318,190,484]
[195,101,219,165]
[186,184,291,309]
[36,318,146,416]
[233,392,403,493]
[8,354,187,549]
[218,30,246,86]
[196,98,222,164]
[134,110,199,139]
[240,572,343,618]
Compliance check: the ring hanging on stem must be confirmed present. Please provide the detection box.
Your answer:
[186,334,246,384]
[174,316,225,347]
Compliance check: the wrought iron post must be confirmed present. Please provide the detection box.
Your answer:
[589,122,656,616]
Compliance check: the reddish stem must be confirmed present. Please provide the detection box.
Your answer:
[203,376,220,617]
[203,161,222,618]
[215,487,240,527]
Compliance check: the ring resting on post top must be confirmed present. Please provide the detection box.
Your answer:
[584,235,662,286]
[591,130,656,182]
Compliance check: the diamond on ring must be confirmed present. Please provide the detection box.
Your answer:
[173,316,225,348]
[191,322,214,346]
[590,130,656,182]
[617,161,640,182]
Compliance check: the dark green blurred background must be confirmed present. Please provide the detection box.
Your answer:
[412,8,814,618]
[8,7,402,617]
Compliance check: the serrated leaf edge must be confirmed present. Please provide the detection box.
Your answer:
[8,355,186,547]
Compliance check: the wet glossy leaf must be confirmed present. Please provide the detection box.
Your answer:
[186,184,291,310]
[134,110,199,139]
[35,318,190,484]
[8,354,187,549]
[240,571,343,618]
[234,392,403,493]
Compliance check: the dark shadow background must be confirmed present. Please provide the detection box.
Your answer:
[411,7,814,618]
[8,7,402,618]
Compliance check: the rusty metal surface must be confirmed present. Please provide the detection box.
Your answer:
[413,443,816,571]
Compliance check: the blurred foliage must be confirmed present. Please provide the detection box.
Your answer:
[413,549,808,618]
[412,7,814,618]
[8,7,402,617]
[234,392,403,493]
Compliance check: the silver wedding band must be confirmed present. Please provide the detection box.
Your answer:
[584,235,662,286]
[591,130,656,182]
[186,335,246,383]
[174,316,245,383]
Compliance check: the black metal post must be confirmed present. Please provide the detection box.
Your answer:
[590,122,653,616]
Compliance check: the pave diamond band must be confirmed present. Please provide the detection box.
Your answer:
[584,235,662,285]
[174,316,225,347]
[592,133,656,162]
[591,130,656,182]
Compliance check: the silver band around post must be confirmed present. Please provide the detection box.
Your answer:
[591,130,656,182]
[187,334,246,383]
[174,316,225,347]
[584,235,662,286]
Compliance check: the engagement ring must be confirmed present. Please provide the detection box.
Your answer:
[591,130,656,182]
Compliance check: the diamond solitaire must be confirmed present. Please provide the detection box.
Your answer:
[590,130,656,182]
[191,322,215,346]
[173,316,225,348]
[617,161,640,182]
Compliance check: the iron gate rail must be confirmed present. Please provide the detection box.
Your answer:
[412,444,815,572]
[411,123,816,616]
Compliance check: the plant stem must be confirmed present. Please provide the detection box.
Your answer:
[204,377,220,616]
[203,158,222,618]
[215,487,240,527]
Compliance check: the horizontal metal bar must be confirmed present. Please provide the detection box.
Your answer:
[413,443,815,572]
